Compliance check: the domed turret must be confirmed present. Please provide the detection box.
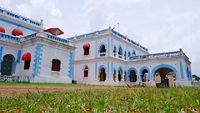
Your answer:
[0,27,5,33]
[12,28,23,36]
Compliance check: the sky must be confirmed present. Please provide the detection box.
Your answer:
[0,0,199,76]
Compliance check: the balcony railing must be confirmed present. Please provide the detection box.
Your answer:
[129,51,184,60]
[100,52,106,56]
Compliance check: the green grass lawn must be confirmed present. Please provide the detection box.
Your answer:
[0,82,199,113]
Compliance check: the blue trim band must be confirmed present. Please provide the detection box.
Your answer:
[0,17,39,32]
[32,44,43,77]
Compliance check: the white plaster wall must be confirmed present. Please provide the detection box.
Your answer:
[33,42,71,83]
[17,43,36,76]
[74,62,96,83]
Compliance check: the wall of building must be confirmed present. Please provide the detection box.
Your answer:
[32,42,72,83]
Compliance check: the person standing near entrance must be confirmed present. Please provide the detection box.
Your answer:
[155,73,161,87]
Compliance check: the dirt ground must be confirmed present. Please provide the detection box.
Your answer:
[0,85,119,98]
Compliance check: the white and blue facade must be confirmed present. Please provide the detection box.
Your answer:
[0,7,192,86]
[70,28,192,86]
[0,7,75,83]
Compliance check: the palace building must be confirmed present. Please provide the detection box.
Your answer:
[0,7,192,86]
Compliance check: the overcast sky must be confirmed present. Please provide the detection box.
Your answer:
[0,0,199,76]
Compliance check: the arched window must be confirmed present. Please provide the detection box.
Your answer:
[124,51,127,60]
[113,46,117,56]
[83,43,90,55]
[22,52,31,70]
[128,51,131,57]
[52,59,61,72]
[118,46,123,58]
[132,50,136,56]
[100,44,106,56]
[84,65,89,77]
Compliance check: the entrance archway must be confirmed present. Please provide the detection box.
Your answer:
[99,67,106,81]
[155,68,175,87]
[118,68,123,82]
[129,70,137,82]
[141,69,149,82]
[1,54,15,75]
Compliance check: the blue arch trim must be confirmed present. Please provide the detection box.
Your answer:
[128,67,138,75]
[152,64,177,80]
[139,66,150,75]
[117,66,124,74]
[99,65,106,72]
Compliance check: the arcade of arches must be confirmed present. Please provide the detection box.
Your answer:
[95,66,177,83]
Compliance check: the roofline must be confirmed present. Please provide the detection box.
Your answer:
[67,27,148,52]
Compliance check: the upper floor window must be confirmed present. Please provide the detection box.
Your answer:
[132,50,136,56]
[124,51,126,60]
[113,46,117,56]
[128,51,131,57]
[84,65,89,77]
[83,43,90,55]
[118,46,123,58]
[22,52,31,70]
[100,44,106,56]
[52,59,61,72]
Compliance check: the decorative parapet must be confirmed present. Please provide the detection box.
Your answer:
[129,51,185,61]
[0,33,20,43]
[0,32,72,46]
[111,30,148,52]
[0,7,42,27]
[67,28,148,52]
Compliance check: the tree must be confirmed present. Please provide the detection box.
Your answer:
[192,74,200,81]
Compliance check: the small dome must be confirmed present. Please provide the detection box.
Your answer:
[0,27,5,33]
[83,43,90,48]
[12,28,23,36]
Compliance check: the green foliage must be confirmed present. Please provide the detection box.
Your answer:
[0,86,199,112]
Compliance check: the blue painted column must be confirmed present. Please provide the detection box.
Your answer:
[32,44,44,77]
[107,62,110,80]
[95,63,97,79]
[13,50,22,74]
[111,62,113,81]
[180,62,184,80]
[0,47,3,71]
[68,50,74,79]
